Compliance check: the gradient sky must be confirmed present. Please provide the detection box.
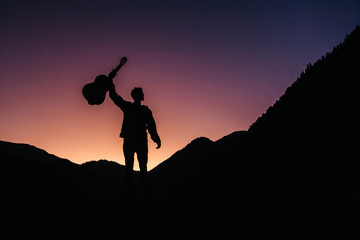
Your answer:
[1,0,359,170]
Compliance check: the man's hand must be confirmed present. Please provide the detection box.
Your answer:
[107,79,115,91]
[156,141,161,149]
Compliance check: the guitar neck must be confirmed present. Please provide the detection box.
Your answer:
[108,57,127,79]
[112,63,123,74]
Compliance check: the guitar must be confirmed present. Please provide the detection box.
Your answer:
[82,57,127,105]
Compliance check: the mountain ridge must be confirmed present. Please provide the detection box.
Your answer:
[0,140,73,165]
[0,133,231,170]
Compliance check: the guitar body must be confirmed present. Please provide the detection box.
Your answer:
[82,75,111,105]
[82,57,127,105]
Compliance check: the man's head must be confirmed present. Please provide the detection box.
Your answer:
[131,87,144,102]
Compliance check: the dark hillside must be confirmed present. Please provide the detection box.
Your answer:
[249,26,359,152]
[246,26,360,233]
[248,25,360,174]
[0,140,74,165]
[149,133,249,239]
[148,25,360,236]
[1,141,128,238]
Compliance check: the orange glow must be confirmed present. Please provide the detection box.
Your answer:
[0,61,254,170]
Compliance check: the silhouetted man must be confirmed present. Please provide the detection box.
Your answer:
[108,82,161,196]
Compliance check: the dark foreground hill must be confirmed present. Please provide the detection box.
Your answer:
[149,26,360,237]
[1,141,130,238]
[1,133,248,239]
[2,26,360,239]
[246,25,360,235]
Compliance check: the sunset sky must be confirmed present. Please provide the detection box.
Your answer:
[1,0,359,170]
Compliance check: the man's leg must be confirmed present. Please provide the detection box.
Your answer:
[137,143,148,199]
[122,139,136,236]
[136,148,150,235]
[123,139,135,196]
[138,152,148,192]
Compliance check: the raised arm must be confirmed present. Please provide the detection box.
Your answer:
[108,81,129,111]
